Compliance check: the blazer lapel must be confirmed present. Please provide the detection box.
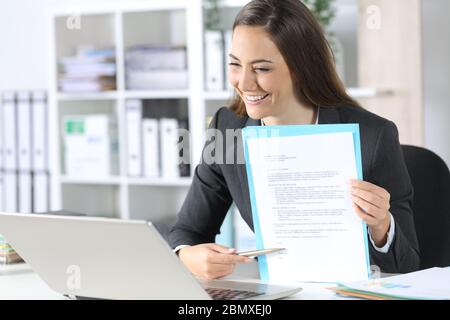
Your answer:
[318,106,341,124]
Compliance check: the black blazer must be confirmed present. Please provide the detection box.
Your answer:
[169,105,420,273]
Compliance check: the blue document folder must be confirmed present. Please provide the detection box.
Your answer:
[242,124,371,282]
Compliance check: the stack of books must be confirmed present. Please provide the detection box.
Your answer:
[0,234,23,264]
[58,47,116,93]
[125,44,188,90]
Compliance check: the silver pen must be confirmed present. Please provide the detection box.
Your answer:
[237,248,286,257]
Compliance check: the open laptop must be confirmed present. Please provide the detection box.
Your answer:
[0,212,301,300]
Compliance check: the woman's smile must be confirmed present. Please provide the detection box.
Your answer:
[243,93,270,105]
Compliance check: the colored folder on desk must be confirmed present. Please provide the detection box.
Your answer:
[331,267,450,300]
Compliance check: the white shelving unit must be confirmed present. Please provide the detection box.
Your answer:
[46,0,387,223]
[46,0,205,221]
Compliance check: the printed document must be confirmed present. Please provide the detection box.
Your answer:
[242,125,370,283]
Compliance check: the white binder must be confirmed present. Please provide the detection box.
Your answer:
[32,91,48,171]
[0,95,3,211]
[224,29,234,91]
[4,172,17,212]
[17,91,32,171]
[205,30,225,91]
[18,172,32,213]
[2,92,17,171]
[126,100,143,177]
[160,118,179,179]
[0,95,3,171]
[142,119,159,178]
[33,171,49,213]
[0,172,3,211]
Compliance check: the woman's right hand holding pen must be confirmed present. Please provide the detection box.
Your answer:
[178,243,252,280]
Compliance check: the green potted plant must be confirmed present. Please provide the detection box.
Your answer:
[302,0,345,82]
[302,0,337,31]
[204,0,221,31]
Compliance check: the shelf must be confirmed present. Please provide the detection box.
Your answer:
[60,176,192,187]
[49,0,189,17]
[57,90,191,101]
[56,88,392,101]
[58,92,118,101]
[204,90,235,101]
[127,177,192,187]
[346,88,394,98]
[120,0,188,13]
[60,176,122,185]
[124,90,190,100]
[207,0,249,9]
[203,88,394,101]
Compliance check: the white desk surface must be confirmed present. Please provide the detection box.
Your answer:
[0,261,365,300]
[0,263,63,300]
[224,260,355,300]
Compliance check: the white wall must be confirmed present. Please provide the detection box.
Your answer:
[0,0,130,91]
[0,0,48,90]
[422,0,450,166]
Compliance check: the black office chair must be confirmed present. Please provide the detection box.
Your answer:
[401,145,450,269]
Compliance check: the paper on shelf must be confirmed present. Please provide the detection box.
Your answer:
[63,115,113,178]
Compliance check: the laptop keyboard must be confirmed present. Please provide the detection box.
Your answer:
[205,288,265,300]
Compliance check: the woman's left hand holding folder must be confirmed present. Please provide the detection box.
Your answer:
[349,179,391,248]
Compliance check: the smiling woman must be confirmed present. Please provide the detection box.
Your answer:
[228,0,359,122]
[169,0,420,280]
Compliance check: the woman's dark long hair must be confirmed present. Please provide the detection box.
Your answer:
[229,0,360,117]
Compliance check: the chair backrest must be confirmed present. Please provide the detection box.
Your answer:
[401,145,450,269]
